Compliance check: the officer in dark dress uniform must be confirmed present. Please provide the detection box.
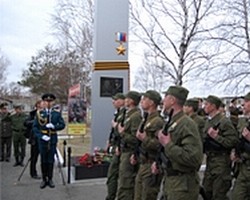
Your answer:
[33,94,65,189]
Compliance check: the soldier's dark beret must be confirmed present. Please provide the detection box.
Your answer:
[244,92,250,101]
[126,91,141,105]
[163,86,189,101]
[205,95,222,108]
[142,90,162,105]
[42,93,56,101]
[112,93,125,100]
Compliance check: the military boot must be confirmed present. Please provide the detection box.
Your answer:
[40,164,47,189]
[13,157,19,167]
[47,164,55,188]
[19,157,24,167]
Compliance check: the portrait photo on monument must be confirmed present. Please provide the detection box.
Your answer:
[100,77,123,97]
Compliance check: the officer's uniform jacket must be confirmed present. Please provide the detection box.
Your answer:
[33,109,65,145]
[140,111,164,161]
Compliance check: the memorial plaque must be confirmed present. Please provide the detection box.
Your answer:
[100,77,123,97]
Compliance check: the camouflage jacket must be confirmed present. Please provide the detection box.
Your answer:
[204,112,238,152]
[164,111,203,173]
[11,112,27,134]
[120,107,142,152]
[140,111,164,160]
[237,117,250,161]
[0,112,12,138]
[190,113,205,143]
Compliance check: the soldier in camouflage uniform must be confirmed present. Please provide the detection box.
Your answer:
[116,91,142,200]
[184,98,205,142]
[0,103,12,162]
[106,93,125,200]
[231,92,250,200]
[229,97,243,129]
[11,105,27,167]
[219,102,226,116]
[202,95,238,200]
[153,86,203,200]
[131,90,164,200]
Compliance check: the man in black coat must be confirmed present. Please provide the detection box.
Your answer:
[24,100,44,179]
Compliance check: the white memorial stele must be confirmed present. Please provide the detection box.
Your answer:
[91,0,130,150]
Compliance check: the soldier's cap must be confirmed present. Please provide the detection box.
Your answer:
[205,95,222,108]
[0,102,8,109]
[142,90,162,105]
[112,93,125,100]
[163,86,189,101]
[184,98,199,108]
[125,91,141,105]
[244,92,250,101]
[42,93,56,101]
[14,104,23,109]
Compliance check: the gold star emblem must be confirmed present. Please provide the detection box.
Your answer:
[116,44,126,55]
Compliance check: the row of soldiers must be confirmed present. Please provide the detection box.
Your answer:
[105,85,250,200]
[0,104,27,166]
[0,100,45,179]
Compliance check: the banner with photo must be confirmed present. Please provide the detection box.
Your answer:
[68,83,87,135]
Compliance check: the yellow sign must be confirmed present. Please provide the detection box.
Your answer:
[68,83,87,135]
[68,123,87,135]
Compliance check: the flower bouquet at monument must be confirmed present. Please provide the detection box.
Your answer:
[78,153,93,167]
[93,146,112,164]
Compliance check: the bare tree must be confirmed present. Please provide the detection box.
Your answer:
[133,50,169,92]
[51,0,94,101]
[0,49,10,95]
[205,0,250,94]
[7,82,22,97]
[130,0,218,89]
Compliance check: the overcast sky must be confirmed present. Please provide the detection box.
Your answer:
[0,0,231,97]
[0,0,56,83]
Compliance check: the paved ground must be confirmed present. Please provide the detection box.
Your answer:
[0,143,232,200]
[0,145,107,200]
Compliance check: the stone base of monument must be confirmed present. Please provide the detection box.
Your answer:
[72,156,110,180]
